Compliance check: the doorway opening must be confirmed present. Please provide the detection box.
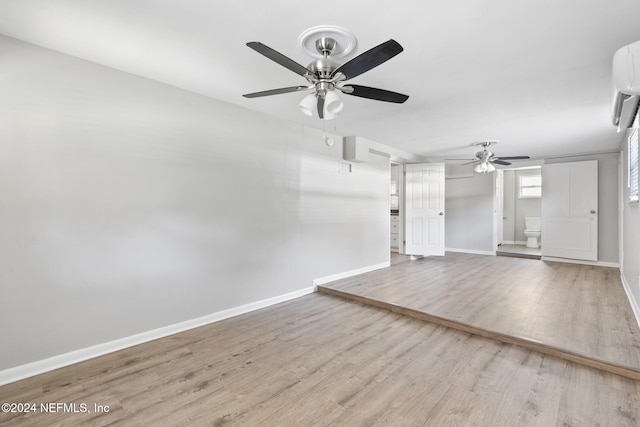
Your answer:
[390,162,403,255]
[496,166,542,259]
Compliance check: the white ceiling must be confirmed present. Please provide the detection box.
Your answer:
[2,0,640,161]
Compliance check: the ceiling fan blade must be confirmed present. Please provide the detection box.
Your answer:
[246,42,311,77]
[342,85,409,103]
[491,159,512,166]
[494,156,530,161]
[462,160,480,166]
[243,86,311,98]
[333,39,404,80]
[445,158,476,161]
[317,96,324,119]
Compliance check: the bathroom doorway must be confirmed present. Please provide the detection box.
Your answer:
[496,166,542,259]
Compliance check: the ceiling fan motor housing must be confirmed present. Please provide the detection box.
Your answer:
[476,150,493,160]
[307,40,344,98]
[308,57,339,79]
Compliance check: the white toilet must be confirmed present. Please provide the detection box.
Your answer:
[524,217,541,248]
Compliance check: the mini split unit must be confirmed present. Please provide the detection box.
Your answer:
[612,40,640,131]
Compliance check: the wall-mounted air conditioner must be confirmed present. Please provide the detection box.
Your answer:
[612,40,640,132]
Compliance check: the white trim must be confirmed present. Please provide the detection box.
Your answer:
[541,256,620,268]
[0,286,315,387]
[620,271,640,329]
[313,262,389,286]
[446,248,496,256]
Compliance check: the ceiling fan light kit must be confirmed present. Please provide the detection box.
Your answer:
[243,25,409,120]
[474,161,496,174]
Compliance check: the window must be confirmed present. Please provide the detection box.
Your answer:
[629,127,639,203]
[519,174,542,198]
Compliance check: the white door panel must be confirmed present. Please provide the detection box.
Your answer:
[542,160,598,261]
[405,163,445,256]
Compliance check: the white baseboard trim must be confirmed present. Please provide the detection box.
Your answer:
[446,248,496,256]
[0,286,315,387]
[313,262,390,287]
[620,271,640,329]
[540,256,620,268]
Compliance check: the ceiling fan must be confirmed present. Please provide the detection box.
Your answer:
[447,141,531,173]
[242,27,409,120]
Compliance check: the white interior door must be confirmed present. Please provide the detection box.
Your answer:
[405,163,445,256]
[542,160,598,261]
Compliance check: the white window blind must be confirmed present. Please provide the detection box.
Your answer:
[629,127,639,203]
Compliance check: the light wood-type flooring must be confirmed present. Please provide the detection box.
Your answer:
[1,252,639,425]
[1,293,639,426]
[319,252,640,380]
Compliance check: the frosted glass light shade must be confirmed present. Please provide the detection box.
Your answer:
[474,161,496,173]
[299,94,316,116]
[324,90,343,114]
[474,162,486,173]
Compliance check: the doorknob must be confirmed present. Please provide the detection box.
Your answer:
[590,210,596,214]
[439,212,444,216]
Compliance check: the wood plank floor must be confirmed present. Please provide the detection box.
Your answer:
[319,252,640,379]
[1,293,639,426]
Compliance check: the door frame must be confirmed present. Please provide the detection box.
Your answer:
[493,163,544,251]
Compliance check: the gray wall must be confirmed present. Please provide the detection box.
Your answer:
[0,35,390,371]
[445,171,495,253]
